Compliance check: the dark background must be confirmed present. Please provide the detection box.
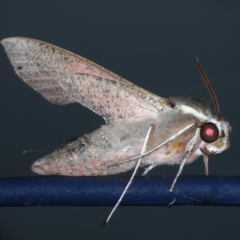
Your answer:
[0,0,239,239]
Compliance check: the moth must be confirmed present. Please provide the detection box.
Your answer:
[1,37,231,225]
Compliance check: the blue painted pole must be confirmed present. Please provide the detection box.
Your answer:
[0,176,239,207]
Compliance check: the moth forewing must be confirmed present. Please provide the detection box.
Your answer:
[1,37,173,123]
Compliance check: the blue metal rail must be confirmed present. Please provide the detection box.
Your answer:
[0,176,239,207]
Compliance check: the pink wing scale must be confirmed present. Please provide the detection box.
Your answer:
[70,63,116,80]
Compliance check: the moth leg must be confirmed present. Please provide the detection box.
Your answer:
[169,157,187,193]
[103,125,154,226]
[203,154,209,175]
[169,128,200,193]
[112,123,196,167]
[142,164,157,176]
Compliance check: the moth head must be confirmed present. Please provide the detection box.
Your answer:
[197,58,231,156]
[200,119,231,155]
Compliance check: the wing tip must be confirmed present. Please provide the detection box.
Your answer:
[1,37,17,49]
[1,38,9,47]
[1,37,29,48]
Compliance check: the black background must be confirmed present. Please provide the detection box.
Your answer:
[0,1,239,239]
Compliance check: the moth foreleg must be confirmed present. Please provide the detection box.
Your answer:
[142,164,157,176]
[169,128,200,193]
[103,125,154,226]
[203,154,209,175]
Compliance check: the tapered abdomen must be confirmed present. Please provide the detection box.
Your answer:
[31,122,148,176]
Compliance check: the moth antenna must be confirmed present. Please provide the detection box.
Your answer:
[196,57,221,121]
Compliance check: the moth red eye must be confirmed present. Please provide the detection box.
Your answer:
[200,122,219,143]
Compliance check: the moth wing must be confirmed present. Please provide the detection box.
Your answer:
[1,37,173,123]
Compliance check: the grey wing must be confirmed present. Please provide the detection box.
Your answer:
[1,37,173,123]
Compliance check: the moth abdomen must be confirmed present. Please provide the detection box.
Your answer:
[31,129,138,176]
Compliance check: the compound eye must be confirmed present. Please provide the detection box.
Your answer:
[200,122,219,143]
